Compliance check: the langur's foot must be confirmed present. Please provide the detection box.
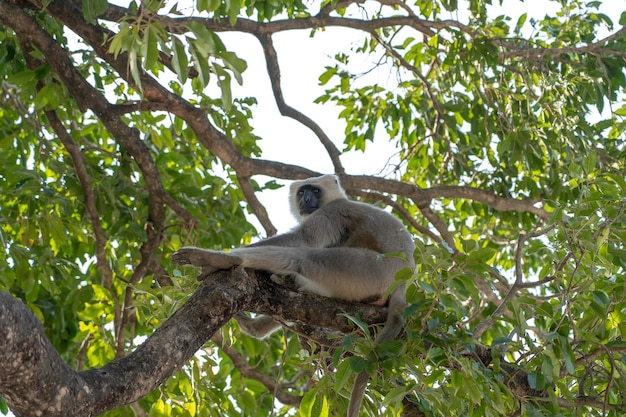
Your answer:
[172,247,243,272]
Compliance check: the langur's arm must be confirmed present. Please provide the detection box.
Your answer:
[245,231,306,248]
[246,208,346,249]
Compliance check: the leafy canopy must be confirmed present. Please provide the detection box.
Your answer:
[0,0,625,416]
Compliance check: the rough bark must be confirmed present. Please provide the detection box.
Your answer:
[0,268,387,417]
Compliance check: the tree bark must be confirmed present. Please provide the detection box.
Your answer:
[0,268,387,416]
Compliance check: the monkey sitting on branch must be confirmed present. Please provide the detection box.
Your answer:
[172,174,415,417]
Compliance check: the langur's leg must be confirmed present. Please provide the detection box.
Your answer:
[232,246,405,302]
[172,247,243,276]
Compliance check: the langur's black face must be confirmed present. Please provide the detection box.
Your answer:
[296,184,322,216]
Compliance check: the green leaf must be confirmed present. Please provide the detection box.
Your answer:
[82,0,108,23]
[334,360,353,393]
[527,371,546,390]
[148,398,171,417]
[128,47,143,93]
[187,22,219,54]
[221,51,247,84]
[228,0,238,25]
[299,388,318,417]
[340,312,370,338]
[207,0,221,11]
[615,104,626,116]
[592,290,610,308]
[319,396,329,417]
[584,150,597,173]
[382,385,410,407]
[143,25,160,70]
[197,0,221,12]
[34,84,62,110]
[319,66,338,85]
[470,247,496,261]
[171,37,189,83]
[0,397,9,414]
[189,41,211,87]
[213,64,232,111]
[348,356,370,373]
[515,13,527,33]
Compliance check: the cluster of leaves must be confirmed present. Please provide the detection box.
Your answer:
[0,0,625,416]
[321,3,626,197]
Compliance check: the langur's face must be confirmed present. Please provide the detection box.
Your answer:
[296,184,321,216]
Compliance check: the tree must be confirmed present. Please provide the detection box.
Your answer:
[0,0,625,415]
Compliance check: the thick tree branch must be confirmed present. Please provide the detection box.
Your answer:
[243,270,388,331]
[0,269,251,417]
[497,25,626,61]
[0,267,389,416]
[341,175,549,219]
[425,185,548,219]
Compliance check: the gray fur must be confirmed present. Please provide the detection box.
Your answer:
[171,174,415,415]
[233,312,282,339]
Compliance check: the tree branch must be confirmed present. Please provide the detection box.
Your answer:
[257,32,345,174]
[351,189,440,242]
[237,175,278,237]
[103,5,438,38]
[47,110,114,289]
[0,269,251,416]
[497,25,626,61]
[0,266,390,416]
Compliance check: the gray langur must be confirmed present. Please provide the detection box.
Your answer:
[171,174,415,417]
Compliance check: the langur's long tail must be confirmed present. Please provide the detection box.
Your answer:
[347,287,406,417]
